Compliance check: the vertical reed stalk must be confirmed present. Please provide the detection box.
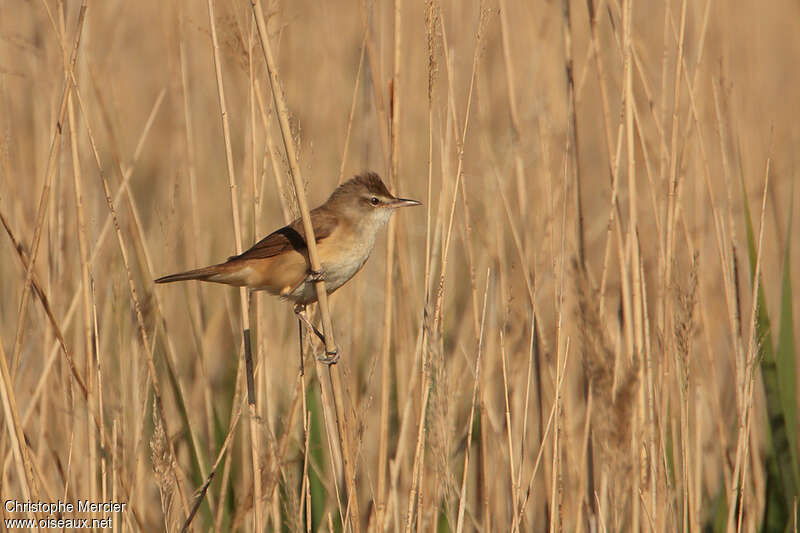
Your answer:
[9,4,87,380]
[250,1,360,529]
[376,0,403,528]
[205,1,262,529]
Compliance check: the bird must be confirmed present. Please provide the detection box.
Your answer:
[155,172,420,361]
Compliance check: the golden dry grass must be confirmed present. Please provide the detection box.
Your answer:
[1,0,799,531]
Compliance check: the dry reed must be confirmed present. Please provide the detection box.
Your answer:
[0,0,798,531]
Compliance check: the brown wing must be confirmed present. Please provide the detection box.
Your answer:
[227,206,339,262]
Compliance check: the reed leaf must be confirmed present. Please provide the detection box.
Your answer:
[741,174,799,526]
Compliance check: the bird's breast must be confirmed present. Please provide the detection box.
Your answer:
[317,227,375,291]
[285,222,378,304]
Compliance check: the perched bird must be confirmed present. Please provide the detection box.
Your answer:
[155,172,420,358]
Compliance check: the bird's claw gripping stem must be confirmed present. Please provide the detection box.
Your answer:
[306,269,325,283]
[318,346,340,365]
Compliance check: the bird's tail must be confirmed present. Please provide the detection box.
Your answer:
[155,264,231,284]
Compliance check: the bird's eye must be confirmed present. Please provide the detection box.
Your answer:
[370,196,380,205]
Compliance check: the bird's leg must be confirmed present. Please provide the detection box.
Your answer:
[296,308,305,376]
[302,270,340,364]
[293,304,326,343]
[293,304,340,365]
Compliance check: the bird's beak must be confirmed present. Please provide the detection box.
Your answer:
[389,197,422,208]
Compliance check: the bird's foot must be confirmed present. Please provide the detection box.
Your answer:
[317,346,340,365]
[306,269,325,283]
[285,269,326,298]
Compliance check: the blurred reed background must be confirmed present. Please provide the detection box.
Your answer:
[0,0,798,531]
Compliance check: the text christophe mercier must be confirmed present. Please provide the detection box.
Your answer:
[4,499,126,514]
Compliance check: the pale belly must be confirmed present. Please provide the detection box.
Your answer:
[286,231,374,305]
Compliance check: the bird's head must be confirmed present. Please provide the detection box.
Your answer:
[328,172,421,228]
